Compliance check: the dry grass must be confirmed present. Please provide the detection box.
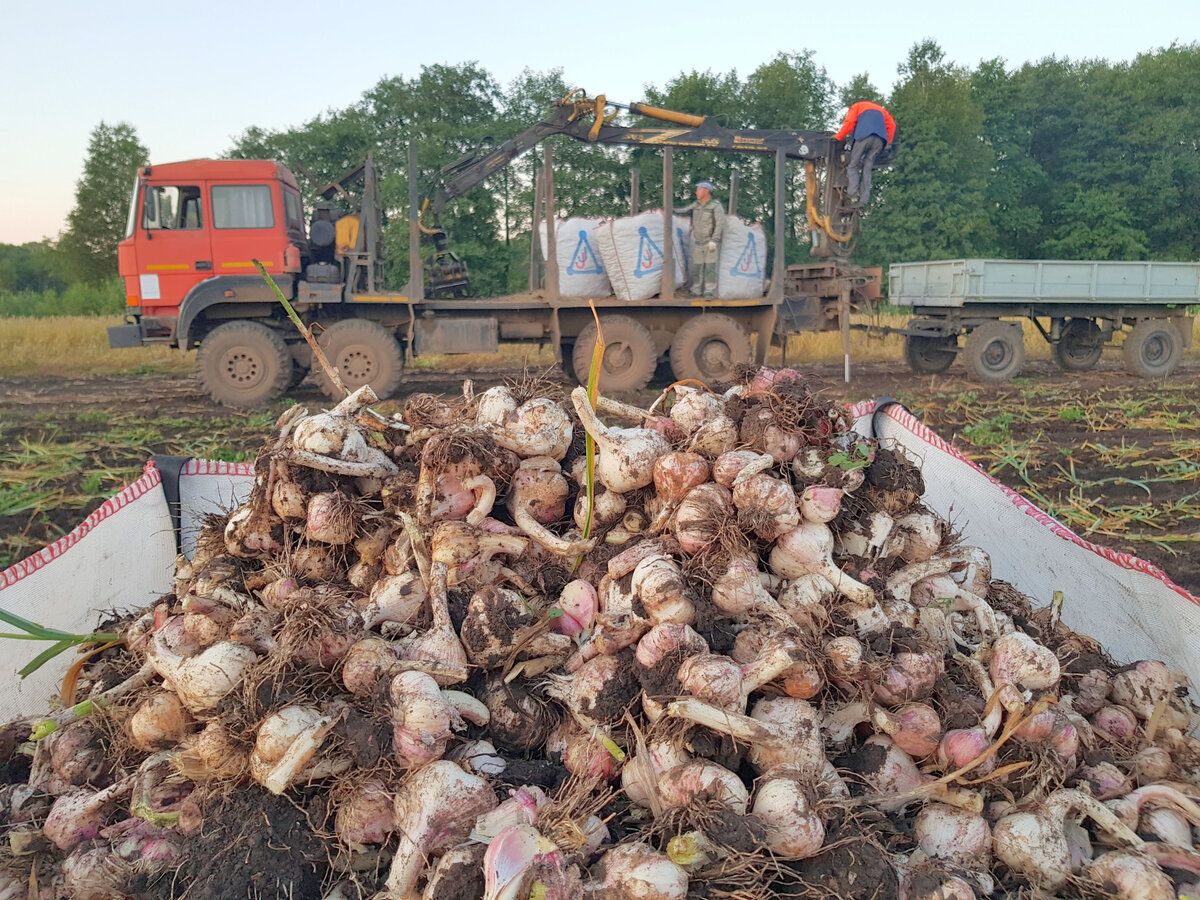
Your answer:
[3,312,1196,380]
[0,316,193,377]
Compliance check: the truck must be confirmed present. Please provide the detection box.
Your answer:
[107,91,889,407]
[888,259,1200,383]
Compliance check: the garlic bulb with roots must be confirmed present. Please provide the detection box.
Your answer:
[482,396,573,460]
[1087,851,1176,900]
[668,385,724,435]
[769,523,876,606]
[249,704,351,794]
[334,779,396,849]
[673,482,731,555]
[910,574,999,643]
[710,555,793,625]
[657,760,749,813]
[688,413,739,457]
[668,695,827,774]
[306,491,356,544]
[385,761,498,896]
[988,630,1061,710]
[459,585,571,668]
[1110,660,1191,728]
[127,692,194,752]
[508,457,592,557]
[631,554,695,625]
[590,842,689,900]
[752,770,825,859]
[649,451,711,530]
[676,636,795,713]
[914,803,991,867]
[733,473,801,541]
[360,570,426,630]
[154,640,259,713]
[43,776,135,851]
[571,387,671,493]
[390,670,488,766]
[992,788,1144,891]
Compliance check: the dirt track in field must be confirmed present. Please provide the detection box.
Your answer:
[2,356,1199,595]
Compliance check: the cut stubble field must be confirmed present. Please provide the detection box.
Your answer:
[2,317,1199,599]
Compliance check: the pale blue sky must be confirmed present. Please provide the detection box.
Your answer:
[1,0,1193,245]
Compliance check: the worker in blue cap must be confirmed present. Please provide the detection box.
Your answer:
[674,179,725,297]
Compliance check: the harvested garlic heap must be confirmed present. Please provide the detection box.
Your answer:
[3,372,1200,900]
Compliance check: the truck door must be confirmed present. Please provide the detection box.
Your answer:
[134,181,212,316]
[207,180,289,280]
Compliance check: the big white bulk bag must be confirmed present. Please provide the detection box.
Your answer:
[595,211,688,302]
[538,217,612,297]
[716,218,767,300]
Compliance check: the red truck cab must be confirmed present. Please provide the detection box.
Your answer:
[111,159,307,346]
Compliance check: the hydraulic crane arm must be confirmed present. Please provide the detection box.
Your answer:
[425,91,898,265]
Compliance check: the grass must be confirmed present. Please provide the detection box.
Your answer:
[5,310,1200,380]
[0,316,193,377]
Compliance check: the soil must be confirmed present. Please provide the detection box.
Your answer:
[2,356,1199,597]
[166,785,333,900]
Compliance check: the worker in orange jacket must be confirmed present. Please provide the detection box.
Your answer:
[833,101,896,206]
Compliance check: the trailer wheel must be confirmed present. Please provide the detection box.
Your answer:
[669,314,753,385]
[964,321,1025,384]
[1123,319,1182,378]
[314,319,404,401]
[1053,318,1103,371]
[903,335,956,375]
[572,316,657,392]
[196,321,292,409]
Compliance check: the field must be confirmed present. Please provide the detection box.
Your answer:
[2,316,1199,597]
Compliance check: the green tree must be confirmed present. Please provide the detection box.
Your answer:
[58,122,149,283]
[1040,188,1149,258]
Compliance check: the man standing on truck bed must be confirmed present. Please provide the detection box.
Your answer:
[674,180,725,298]
[834,101,896,206]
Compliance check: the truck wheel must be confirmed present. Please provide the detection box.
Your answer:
[1054,318,1103,371]
[964,321,1025,384]
[196,321,291,409]
[572,316,657,392]
[1123,319,1182,378]
[669,314,753,385]
[314,318,404,401]
[903,335,956,375]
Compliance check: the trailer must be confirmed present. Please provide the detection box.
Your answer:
[888,259,1200,382]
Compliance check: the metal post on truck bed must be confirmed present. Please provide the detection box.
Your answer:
[630,168,640,215]
[529,168,544,291]
[839,283,852,383]
[768,148,786,302]
[408,143,423,301]
[661,148,675,301]
[543,146,560,304]
[729,170,740,217]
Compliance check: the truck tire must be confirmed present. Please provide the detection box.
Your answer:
[1123,319,1182,378]
[669,314,753,385]
[1054,318,1104,371]
[964,321,1025,384]
[903,335,956,375]
[314,318,404,401]
[196,321,291,409]
[572,316,657,392]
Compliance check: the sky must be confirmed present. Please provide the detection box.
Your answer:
[1,0,1194,246]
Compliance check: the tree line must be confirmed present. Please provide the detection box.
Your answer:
[4,41,1197,305]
